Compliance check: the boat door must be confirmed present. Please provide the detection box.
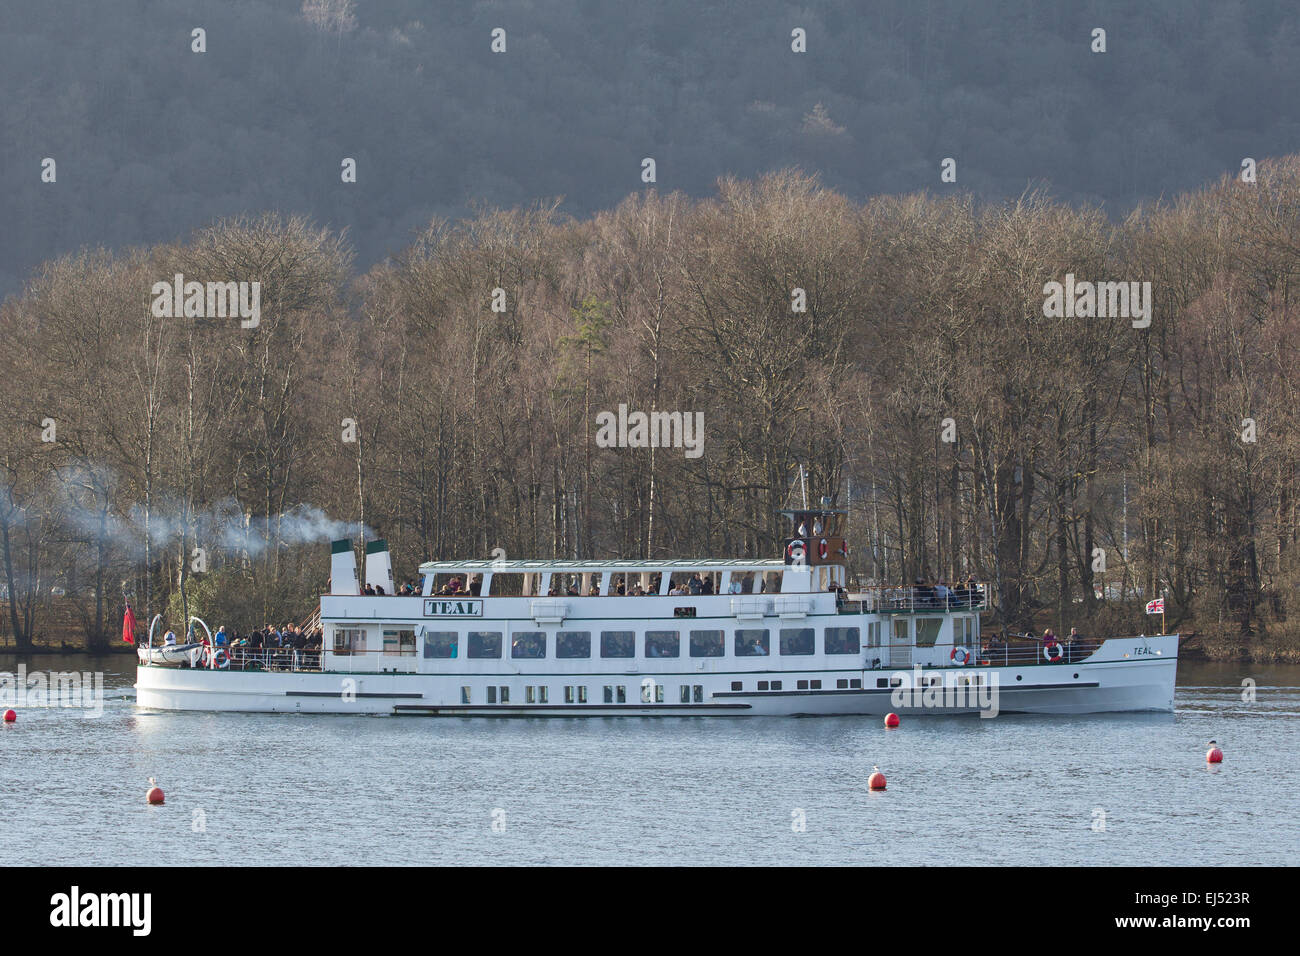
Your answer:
[889,618,912,667]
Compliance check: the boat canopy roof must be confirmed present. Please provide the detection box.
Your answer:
[418,558,788,574]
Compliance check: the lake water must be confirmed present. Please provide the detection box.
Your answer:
[1,655,1295,865]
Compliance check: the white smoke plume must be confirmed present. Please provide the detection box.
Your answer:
[52,467,369,559]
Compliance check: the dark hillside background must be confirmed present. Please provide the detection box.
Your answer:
[3,0,1296,296]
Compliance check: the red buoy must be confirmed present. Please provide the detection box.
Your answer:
[868,767,887,790]
[1206,740,1223,764]
[884,712,900,728]
[146,777,165,805]
[2,709,15,722]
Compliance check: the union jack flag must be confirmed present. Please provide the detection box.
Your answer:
[1145,598,1165,614]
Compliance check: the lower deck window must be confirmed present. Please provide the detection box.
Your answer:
[511,631,547,659]
[383,629,418,656]
[734,629,770,656]
[779,628,815,655]
[915,618,943,648]
[645,631,680,658]
[423,631,458,659]
[824,627,860,655]
[333,628,363,656]
[689,629,724,657]
[556,631,591,659]
[468,632,502,659]
[600,631,635,658]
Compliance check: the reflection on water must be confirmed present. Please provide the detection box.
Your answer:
[1,655,1296,865]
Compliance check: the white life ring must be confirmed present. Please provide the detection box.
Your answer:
[1043,642,1062,662]
[211,648,230,669]
[786,540,806,564]
[950,646,970,665]
[818,539,829,560]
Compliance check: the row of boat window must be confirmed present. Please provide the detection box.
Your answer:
[465,678,866,705]
[414,626,880,660]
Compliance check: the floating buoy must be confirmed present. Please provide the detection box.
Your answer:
[868,766,887,790]
[146,777,165,805]
[2,709,14,722]
[884,712,900,728]
[1206,740,1223,764]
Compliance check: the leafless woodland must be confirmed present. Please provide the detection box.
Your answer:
[4,163,1300,653]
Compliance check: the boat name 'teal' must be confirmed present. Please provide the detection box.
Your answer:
[135,509,1177,716]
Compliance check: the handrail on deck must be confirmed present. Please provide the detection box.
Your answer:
[839,583,988,614]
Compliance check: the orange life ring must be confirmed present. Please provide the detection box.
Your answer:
[818,539,829,560]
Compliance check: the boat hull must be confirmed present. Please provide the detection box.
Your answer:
[135,635,1177,716]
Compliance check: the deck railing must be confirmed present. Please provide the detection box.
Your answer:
[224,646,323,672]
[839,584,988,614]
[974,639,1100,666]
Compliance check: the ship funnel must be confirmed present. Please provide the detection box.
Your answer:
[365,539,395,595]
[330,539,359,595]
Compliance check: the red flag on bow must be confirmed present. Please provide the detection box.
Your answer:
[122,603,138,645]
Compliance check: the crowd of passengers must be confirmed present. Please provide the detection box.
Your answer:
[894,576,984,609]
[365,571,777,597]
[362,572,985,603]
[161,623,323,652]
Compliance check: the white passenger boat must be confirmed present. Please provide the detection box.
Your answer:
[135,509,1178,716]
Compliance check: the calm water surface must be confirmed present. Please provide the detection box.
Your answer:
[1,656,1295,865]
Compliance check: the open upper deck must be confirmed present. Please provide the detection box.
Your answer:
[417,558,787,574]
[415,558,836,597]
